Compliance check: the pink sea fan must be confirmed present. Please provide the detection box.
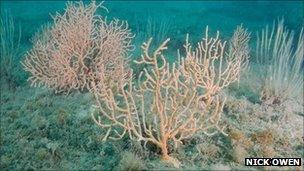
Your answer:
[22,1,134,93]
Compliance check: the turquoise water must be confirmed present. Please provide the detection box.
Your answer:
[2,1,303,51]
[1,1,303,170]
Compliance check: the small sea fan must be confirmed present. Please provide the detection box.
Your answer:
[22,1,134,93]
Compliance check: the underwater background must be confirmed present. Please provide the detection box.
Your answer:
[2,1,304,54]
[1,0,303,170]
